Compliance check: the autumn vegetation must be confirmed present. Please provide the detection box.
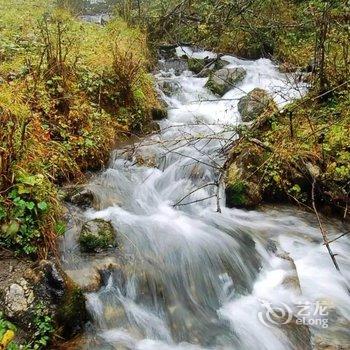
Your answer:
[0,0,160,257]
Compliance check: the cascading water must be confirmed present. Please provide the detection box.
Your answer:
[61,47,350,350]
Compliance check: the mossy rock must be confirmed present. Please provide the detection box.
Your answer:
[57,286,89,338]
[79,219,115,253]
[187,58,207,74]
[151,106,168,120]
[225,180,262,208]
[188,58,229,76]
[159,80,181,96]
[238,88,277,122]
[205,67,246,96]
[225,164,262,208]
[63,185,94,209]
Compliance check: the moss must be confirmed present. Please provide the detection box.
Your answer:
[57,287,88,338]
[79,219,115,253]
[187,58,206,74]
[226,181,247,207]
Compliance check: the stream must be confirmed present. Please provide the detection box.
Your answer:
[61,47,350,350]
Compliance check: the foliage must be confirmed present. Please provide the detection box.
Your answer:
[226,90,350,212]
[126,0,348,89]
[29,303,55,350]
[0,313,19,350]
[0,0,159,256]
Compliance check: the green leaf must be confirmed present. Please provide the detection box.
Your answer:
[26,202,35,210]
[54,221,66,235]
[3,221,20,236]
[18,173,37,186]
[37,202,48,212]
[0,206,6,220]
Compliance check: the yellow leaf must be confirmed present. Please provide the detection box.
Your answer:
[1,330,15,349]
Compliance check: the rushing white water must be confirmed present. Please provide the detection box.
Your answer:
[61,47,350,350]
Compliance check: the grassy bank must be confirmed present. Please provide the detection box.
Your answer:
[0,0,160,257]
[225,90,349,216]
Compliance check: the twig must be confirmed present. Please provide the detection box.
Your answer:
[175,194,217,207]
[325,231,350,245]
[173,182,216,207]
[311,178,350,293]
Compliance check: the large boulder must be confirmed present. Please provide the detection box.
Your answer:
[79,219,116,253]
[205,67,246,96]
[238,88,277,122]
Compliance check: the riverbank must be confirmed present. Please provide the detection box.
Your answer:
[0,0,161,257]
[0,1,162,347]
[225,88,350,218]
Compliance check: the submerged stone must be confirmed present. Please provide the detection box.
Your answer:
[159,59,188,76]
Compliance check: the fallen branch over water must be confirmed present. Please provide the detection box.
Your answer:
[311,177,350,294]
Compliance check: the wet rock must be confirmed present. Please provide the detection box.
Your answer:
[216,58,230,69]
[314,336,350,350]
[151,106,168,120]
[34,260,66,302]
[187,58,208,74]
[188,57,230,76]
[135,154,158,168]
[79,219,116,253]
[205,67,246,96]
[158,45,177,60]
[159,59,188,76]
[65,257,120,292]
[65,267,102,292]
[64,185,95,209]
[57,286,88,338]
[142,120,161,134]
[238,88,277,122]
[158,80,181,96]
[281,318,312,350]
[275,251,302,293]
[151,95,168,121]
[189,164,206,181]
